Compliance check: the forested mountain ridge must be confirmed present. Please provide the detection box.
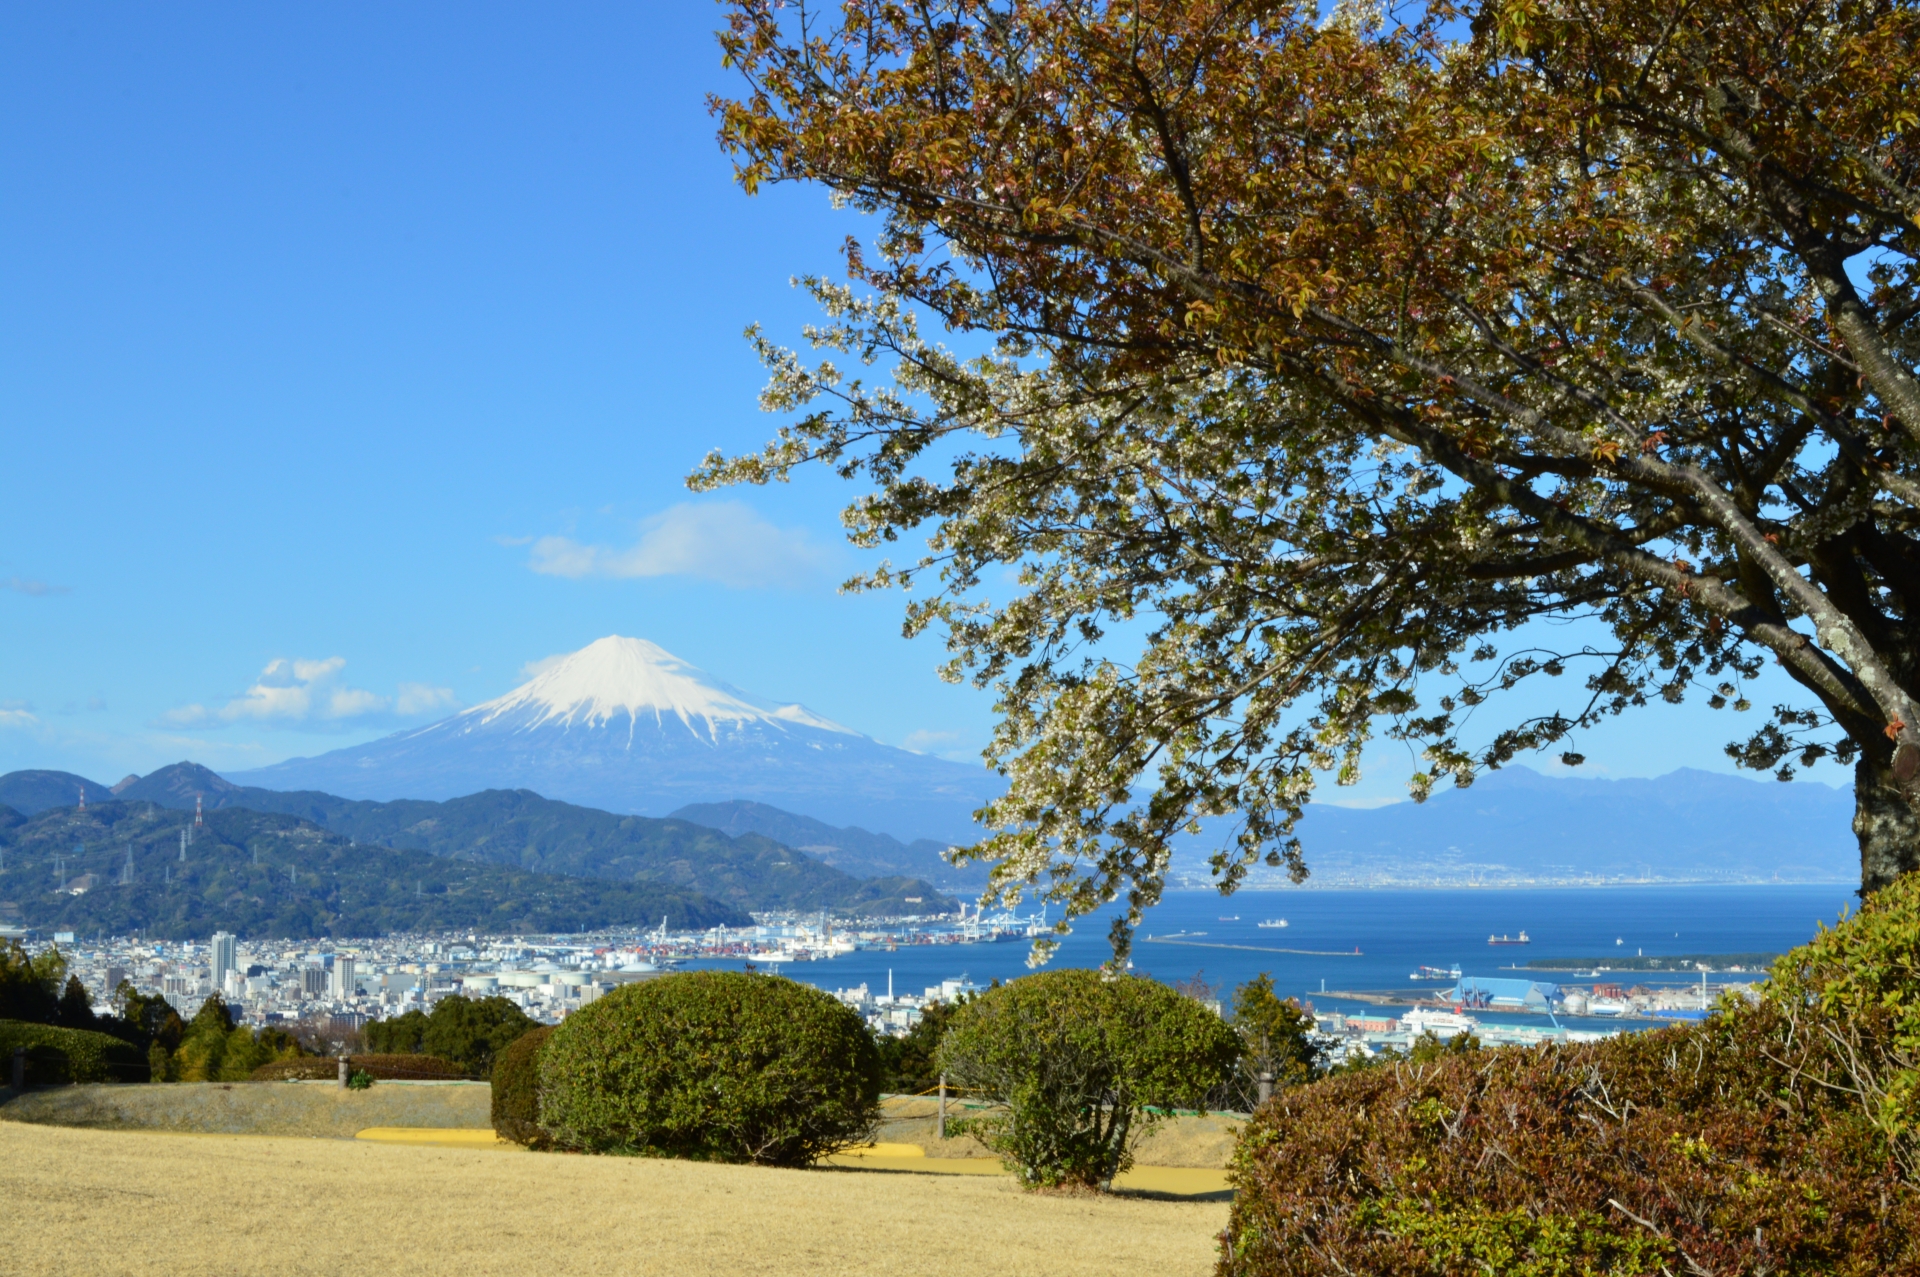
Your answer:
[0,801,745,940]
[0,770,111,816]
[49,763,953,916]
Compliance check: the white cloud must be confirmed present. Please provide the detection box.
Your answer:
[159,658,461,730]
[215,657,368,723]
[527,501,833,589]
[0,706,39,729]
[899,729,980,763]
[518,653,571,681]
[396,682,461,715]
[1,576,67,596]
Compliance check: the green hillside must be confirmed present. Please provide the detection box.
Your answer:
[0,801,746,940]
[86,763,952,916]
[0,770,111,817]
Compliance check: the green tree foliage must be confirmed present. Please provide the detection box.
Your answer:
[1230,975,1320,1092]
[362,995,535,1077]
[935,969,1241,1189]
[113,985,184,1057]
[708,0,1920,943]
[56,975,94,1030]
[0,941,66,1024]
[874,999,962,1095]
[163,993,303,1083]
[1223,876,1920,1274]
[539,971,882,1167]
[363,1008,429,1056]
[1,946,197,1068]
[490,1025,556,1147]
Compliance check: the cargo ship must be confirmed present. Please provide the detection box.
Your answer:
[1257,918,1289,929]
[1488,931,1531,945]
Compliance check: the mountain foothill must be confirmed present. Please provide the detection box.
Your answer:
[0,764,956,941]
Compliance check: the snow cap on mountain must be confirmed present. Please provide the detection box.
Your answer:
[460,635,859,738]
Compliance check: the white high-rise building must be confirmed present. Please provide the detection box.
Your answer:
[210,932,237,993]
[330,957,356,1000]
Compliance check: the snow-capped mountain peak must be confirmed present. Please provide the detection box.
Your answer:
[227,634,998,840]
[457,636,858,738]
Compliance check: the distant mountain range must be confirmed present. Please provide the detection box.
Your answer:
[0,800,746,941]
[0,763,953,924]
[1222,766,1858,886]
[667,799,987,891]
[222,636,1002,842]
[1,748,1858,940]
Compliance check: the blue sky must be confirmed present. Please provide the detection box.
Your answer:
[0,3,1848,804]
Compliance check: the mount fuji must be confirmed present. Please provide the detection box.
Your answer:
[224,636,1001,841]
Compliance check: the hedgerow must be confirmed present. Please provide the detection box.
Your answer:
[249,1053,464,1082]
[0,1019,150,1084]
[490,1025,554,1147]
[538,971,880,1166]
[1220,875,1920,1276]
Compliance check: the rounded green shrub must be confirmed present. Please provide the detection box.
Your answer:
[1221,875,1920,1275]
[490,1025,555,1147]
[935,969,1242,1189]
[538,971,880,1166]
[0,1019,149,1084]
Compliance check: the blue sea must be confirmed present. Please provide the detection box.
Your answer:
[685,884,1856,1031]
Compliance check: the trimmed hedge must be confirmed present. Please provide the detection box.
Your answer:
[491,1025,555,1147]
[538,971,881,1166]
[249,1053,466,1082]
[0,1019,150,1084]
[1220,875,1920,1275]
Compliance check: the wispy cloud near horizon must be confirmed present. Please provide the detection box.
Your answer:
[160,658,460,731]
[525,501,834,589]
[2,576,68,597]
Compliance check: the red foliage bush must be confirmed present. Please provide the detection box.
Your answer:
[1222,880,1920,1275]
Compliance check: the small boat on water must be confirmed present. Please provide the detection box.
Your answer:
[1488,931,1531,946]
[1219,915,1239,922]
[1257,919,1289,929]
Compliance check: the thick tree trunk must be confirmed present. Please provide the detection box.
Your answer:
[1856,754,1920,894]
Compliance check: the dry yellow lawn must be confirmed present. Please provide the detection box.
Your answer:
[0,1122,1230,1277]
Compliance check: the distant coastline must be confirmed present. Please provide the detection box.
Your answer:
[1171,875,1856,890]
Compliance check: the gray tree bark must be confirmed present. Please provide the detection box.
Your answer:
[1856,753,1920,894]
